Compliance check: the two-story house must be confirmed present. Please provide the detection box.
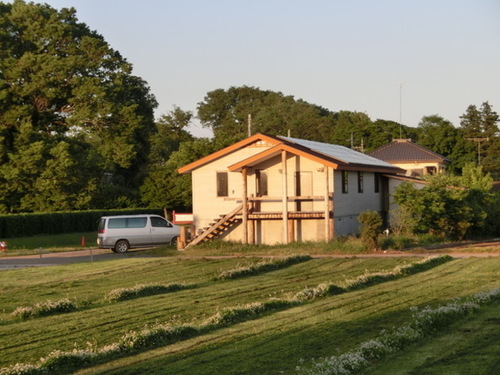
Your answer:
[178,133,404,247]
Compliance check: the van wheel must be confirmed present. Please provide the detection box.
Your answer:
[170,237,178,246]
[114,240,129,253]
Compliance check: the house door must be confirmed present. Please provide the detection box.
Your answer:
[295,171,313,211]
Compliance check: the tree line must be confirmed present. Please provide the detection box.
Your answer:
[1,1,499,214]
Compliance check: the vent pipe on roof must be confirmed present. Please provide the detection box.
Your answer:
[247,114,252,137]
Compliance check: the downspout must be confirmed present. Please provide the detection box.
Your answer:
[242,167,248,244]
[281,150,288,244]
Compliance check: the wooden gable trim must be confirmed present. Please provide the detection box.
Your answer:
[178,133,282,174]
[228,143,341,172]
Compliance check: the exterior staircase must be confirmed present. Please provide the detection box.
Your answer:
[185,204,243,248]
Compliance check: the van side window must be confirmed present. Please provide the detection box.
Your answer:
[151,217,172,228]
[128,218,147,228]
[108,217,147,228]
[108,218,127,228]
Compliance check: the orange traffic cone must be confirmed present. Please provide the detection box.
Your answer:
[80,236,86,247]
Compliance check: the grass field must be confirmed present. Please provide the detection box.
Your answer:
[0,252,499,374]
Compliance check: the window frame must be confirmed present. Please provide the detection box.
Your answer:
[341,171,349,194]
[216,171,229,197]
[374,173,380,193]
[357,171,364,193]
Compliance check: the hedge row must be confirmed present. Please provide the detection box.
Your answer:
[0,209,163,238]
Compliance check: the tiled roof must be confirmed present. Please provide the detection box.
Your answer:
[368,139,448,163]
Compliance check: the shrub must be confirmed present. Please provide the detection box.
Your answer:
[358,211,383,250]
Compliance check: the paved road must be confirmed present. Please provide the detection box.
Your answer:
[1,245,499,270]
[0,248,151,270]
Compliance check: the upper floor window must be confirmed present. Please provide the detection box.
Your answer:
[357,172,364,193]
[374,173,380,193]
[341,171,348,194]
[216,172,228,197]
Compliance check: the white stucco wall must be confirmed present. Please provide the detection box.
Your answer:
[191,149,334,244]
[333,171,385,236]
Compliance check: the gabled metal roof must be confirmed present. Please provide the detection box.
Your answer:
[278,136,398,168]
[179,133,405,174]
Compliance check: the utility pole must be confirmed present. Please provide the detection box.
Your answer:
[466,137,489,165]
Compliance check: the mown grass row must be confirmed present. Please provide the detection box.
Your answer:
[215,255,312,279]
[8,256,310,321]
[295,288,500,375]
[10,283,188,320]
[0,256,453,375]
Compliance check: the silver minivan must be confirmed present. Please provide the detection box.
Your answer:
[97,214,180,253]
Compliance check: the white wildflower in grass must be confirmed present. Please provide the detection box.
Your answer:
[12,298,77,320]
[217,255,312,280]
[116,324,200,351]
[394,255,452,276]
[39,348,98,373]
[343,272,396,291]
[296,287,500,375]
[294,283,345,302]
[0,363,43,375]
[471,288,500,304]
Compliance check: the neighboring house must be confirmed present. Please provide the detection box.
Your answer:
[178,133,404,247]
[368,139,449,177]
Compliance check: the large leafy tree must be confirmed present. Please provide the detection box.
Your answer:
[0,0,157,212]
[460,102,500,177]
[415,115,473,174]
[140,107,194,209]
[197,86,336,142]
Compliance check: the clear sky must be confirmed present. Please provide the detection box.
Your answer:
[32,0,500,137]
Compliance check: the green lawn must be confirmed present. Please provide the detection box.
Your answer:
[0,255,499,374]
[0,231,96,254]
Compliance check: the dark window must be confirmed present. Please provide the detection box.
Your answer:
[358,172,364,193]
[374,173,380,193]
[342,171,348,194]
[217,172,228,197]
[108,218,127,228]
[127,217,147,228]
[256,169,268,196]
[151,217,172,228]
[108,217,147,229]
